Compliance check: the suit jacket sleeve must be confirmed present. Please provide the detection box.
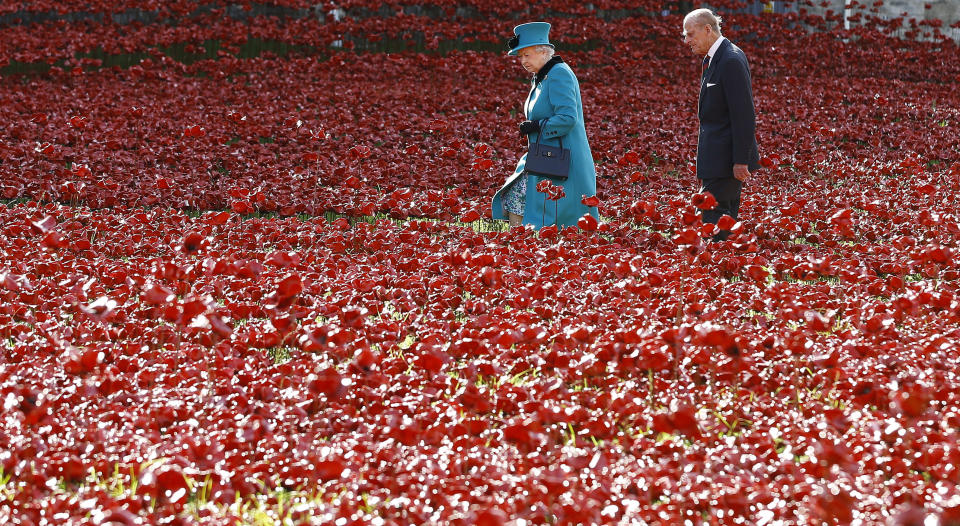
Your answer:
[719,56,756,166]
[539,67,578,139]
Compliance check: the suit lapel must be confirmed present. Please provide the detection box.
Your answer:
[699,39,729,115]
[702,38,729,85]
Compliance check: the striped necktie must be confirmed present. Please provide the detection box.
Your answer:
[702,55,710,77]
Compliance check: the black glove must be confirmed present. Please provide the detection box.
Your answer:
[518,120,540,137]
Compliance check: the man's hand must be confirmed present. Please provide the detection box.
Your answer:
[733,164,750,182]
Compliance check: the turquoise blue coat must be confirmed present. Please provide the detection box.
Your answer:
[492,60,598,228]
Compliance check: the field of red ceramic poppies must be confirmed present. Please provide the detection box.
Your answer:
[2,0,960,524]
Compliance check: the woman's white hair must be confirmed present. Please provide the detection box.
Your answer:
[535,44,556,58]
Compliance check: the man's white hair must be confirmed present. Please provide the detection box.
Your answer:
[684,8,722,35]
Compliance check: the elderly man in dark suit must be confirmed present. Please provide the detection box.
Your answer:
[683,8,760,240]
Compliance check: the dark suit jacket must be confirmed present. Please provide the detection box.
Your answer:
[697,38,760,182]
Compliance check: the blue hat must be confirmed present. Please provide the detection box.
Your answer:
[507,22,554,56]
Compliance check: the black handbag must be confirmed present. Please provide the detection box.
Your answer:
[525,119,570,181]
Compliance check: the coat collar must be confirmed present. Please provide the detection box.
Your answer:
[706,36,726,64]
[703,40,730,81]
[533,56,563,85]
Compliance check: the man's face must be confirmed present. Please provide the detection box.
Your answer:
[683,22,714,56]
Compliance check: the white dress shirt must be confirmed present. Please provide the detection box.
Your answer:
[705,36,726,67]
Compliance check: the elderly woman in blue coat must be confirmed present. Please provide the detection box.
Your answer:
[491,22,598,229]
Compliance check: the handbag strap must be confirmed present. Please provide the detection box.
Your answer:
[534,118,563,150]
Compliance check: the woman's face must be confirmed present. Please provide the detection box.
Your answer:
[517,47,550,74]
